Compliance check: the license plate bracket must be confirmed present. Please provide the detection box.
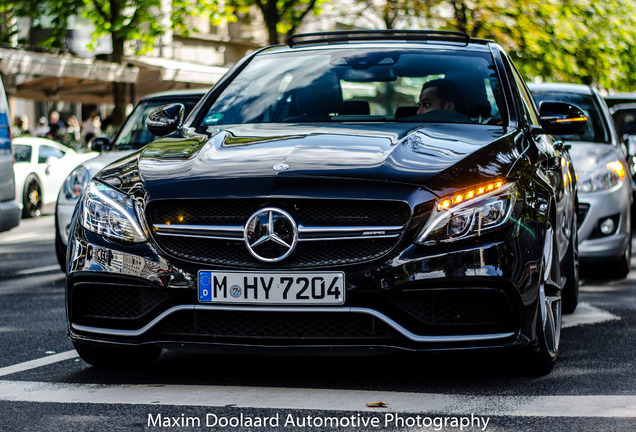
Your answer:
[198,271,345,305]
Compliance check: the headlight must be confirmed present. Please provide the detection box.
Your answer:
[578,161,625,193]
[416,181,515,245]
[63,165,91,200]
[79,181,148,243]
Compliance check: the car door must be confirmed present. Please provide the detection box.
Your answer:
[500,51,575,262]
[37,143,67,204]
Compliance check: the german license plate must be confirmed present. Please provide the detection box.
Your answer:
[198,271,345,305]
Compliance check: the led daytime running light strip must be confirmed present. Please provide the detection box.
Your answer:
[436,180,505,211]
[555,116,587,124]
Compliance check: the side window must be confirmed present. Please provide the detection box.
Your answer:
[509,64,541,126]
[498,53,540,126]
[38,145,65,164]
[0,76,9,150]
[13,145,32,163]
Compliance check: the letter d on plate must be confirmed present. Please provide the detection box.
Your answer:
[199,271,212,301]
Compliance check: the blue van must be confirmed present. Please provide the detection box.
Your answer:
[0,75,20,232]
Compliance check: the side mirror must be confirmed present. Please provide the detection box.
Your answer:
[89,136,112,152]
[146,103,185,137]
[538,101,588,135]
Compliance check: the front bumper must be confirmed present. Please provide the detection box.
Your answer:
[577,181,631,260]
[66,224,542,355]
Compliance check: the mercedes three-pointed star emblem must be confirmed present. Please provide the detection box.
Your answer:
[244,207,298,262]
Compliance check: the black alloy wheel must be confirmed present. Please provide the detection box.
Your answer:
[527,222,562,375]
[22,174,42,218]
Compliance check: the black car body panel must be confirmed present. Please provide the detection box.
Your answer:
[65,31,578,373]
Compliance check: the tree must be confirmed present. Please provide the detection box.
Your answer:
[439,0,636,91]
[6,0,209,127]
[212,0,323,45]
[346,0,441,30]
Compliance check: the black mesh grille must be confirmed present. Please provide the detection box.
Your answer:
[388,289,514,327]
[71,281,170,324]
[157,236,398,268]
[147,199,411,268]
[150,310,402,340]
[148,199,410,227]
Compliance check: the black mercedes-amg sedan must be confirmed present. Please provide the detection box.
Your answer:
[66,30,585,374]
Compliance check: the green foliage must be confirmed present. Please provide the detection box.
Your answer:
[213,0,324,44]
[3,0,636,91]
[349,0,441,30]
[438,0,636,91]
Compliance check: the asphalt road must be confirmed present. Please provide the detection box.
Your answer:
[0,215,635,431]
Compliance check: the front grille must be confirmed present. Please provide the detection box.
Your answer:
[147,199,411,268]
[71,281,170,328]
[157,236,398,268]
[388,288,515,327]
[148,199,409,227]
[149,310,402,340]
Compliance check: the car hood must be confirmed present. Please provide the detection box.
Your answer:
[80,150,137,177]
[133,123,516,197]
[566,141,621,176]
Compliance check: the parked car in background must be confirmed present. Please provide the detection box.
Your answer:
[55,89,207,269]
[609,103,636,179]
[12,137,98,218]
[0,75,20,232]
[529,83,632,281]
[66,30,582,374]
[604,92,636,110]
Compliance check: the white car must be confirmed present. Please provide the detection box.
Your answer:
[12,137,98,218]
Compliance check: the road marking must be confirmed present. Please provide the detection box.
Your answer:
[15,265,62,276]
[0,302,618,377]
[0,232,54,243]
[0,350,78,378]
[562,302,619,328]
[0,380,634,417]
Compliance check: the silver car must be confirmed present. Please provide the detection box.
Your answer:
[529,83,632,283]
[55,89,207,269]
[0,75,20,232]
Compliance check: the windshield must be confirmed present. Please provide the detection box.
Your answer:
[113,97,201,151]
[200,48,504,128]
[532,92,610,143]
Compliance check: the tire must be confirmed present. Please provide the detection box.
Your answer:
[54,211,67,272]
[526,222,562,375]
[22,174,42,218]
[562,212,579,314]
[73,341,162,369]
[611,220,631,279]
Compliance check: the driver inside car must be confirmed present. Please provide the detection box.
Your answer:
[417,78,461,114]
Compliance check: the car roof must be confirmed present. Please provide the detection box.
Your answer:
[610,103,636,112]
[12,136,71,150]
[527,82,595,96]
[261,30,494,55]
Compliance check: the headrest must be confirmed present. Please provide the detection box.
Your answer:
[295,74,343,120]
[340,100,370,115]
